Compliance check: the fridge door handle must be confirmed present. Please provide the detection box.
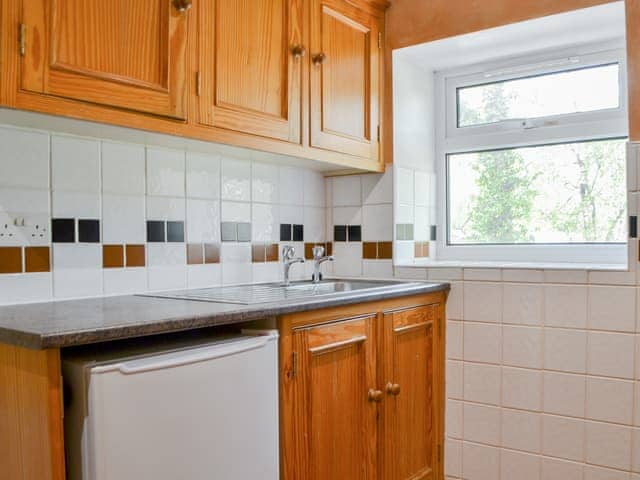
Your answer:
[92,335,275,375]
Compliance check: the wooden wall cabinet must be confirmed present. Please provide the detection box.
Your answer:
[20,0,190,119]
[280,292,446,480]
[2,0,387,171]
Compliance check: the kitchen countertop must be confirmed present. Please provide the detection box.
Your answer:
[0,280,449,350]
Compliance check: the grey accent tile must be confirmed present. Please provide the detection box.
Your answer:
[221,222,237,242]
[237,223,252,242]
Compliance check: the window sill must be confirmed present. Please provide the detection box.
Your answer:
[395,259,629,271]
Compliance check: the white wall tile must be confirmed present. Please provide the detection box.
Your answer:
[303,170,325,207]
[447,320,463,360]
[187,264,221,288]
[52,191,100,219]
[186,152,220,200]
[584,465,631,480]
[304,206,325,243]
[186,199,220,243]
[445,439,462,477]
[52,135,100,193]
[52,244,102,298]
[147,244,186,267]
[252,262,281,284]
[502,367,542,411]
[446,281,463,320]
[102,194,145,244]
[395,167,414,205]
[446,399,463,438]
[463,322,502,363]
[252,162,279,204]
[221,158,251,202]
[362,204,393,241]
[464,268,502,281]
[0,273,52,305]
[0,126,49,189]
[542,415,585,462]
[147,265,187,291]
[102,142,145,195]
[543,372,586,417]
[588,286,636,333]
[414,171,430,207]
[333,206,362,226]
[252,203,279,242]
[462,442,500,480]
[463,282,502,323]
[501,450,540,480]
[446,360,463,400]
[544,328,587,374]
[545,285,588,328]
[279,166,304,205]
[588,332,636,379]
[332,243,362,277]
[585,421,632,470]
[542,457,584,480]
[503,325,543,368]
[147,196,185,221]
[464,362,501,405]
[463,403,501,446]
[362,170,392,205]
[332,175,362,207]
[503,284,544,326]
[220,244,252,285]
[502,409,541,453]
[502,269,545,283]
[146,147,185,197]
[221,201,251,223]
[585,377,634,425]
[103,268,147,295]
[362,260,394,279]
[280,204,304,225]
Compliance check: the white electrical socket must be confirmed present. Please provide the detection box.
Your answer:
[0,213,50,246]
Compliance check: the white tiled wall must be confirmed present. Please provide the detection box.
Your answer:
[0,123,326,303]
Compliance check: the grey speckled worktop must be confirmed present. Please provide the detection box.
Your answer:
[0,280,449,350]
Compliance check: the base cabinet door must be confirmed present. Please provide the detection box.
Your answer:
[381,305,443,480]
[198,0,303,143]
[309,0,381,159]
[20,0,190,119]
[287,315,378,480]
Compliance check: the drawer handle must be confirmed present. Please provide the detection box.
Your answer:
[308,335,366,354]
[368,389,383,403]
[173,0,192,12]
[394,321,429,334]
[386,382,401,396]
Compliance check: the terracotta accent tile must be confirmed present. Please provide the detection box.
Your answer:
[25,246,50,273]
[252,244,266,263]
[204,243,220,264]
[187,243,204,265]
[363,242,377,259]
[125,244,146,268]
[266,243,279,262]
[304,243,314,260]
[378,241,393,259]
[103,245,124,269]
[325,242,333,256]
[0,247,22,274]
[414,241,429,258]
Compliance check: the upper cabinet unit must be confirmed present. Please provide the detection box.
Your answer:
[309,0,381,161]
[20,0,190,119]
[198,0,303,143]
[4,0,387,171]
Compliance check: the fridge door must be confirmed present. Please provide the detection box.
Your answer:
[72,333,279,480]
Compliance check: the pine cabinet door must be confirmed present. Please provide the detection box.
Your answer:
[381,305,443,480]
[291,316,378,480]
[198,0,302,143]
[21,0,190,119]
[309,0,380,159]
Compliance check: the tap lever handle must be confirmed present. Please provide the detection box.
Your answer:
[312,245,325,259]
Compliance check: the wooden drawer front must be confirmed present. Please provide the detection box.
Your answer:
[392,305,436,333]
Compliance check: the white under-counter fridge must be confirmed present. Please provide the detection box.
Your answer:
[63,330,279,480]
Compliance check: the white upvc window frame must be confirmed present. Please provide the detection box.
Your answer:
[434,42,629,265]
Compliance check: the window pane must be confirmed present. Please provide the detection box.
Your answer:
[457,64,620,127]
[448,139,627,245]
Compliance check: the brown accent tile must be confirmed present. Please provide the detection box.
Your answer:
[378,241,393,259]
[187,243,204,265]
[325,242,333,256]
[25,246,50,273]
[252,244,266,263]
[204,243,220,264]
[304,243,314,260]
[266,243,279,262]
[0,247,22,274]
[103,245,124,269]
[363,242,377,259]
[414,241,429,258]
[126,244,146,268]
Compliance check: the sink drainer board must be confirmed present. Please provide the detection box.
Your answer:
[138,281,406,305]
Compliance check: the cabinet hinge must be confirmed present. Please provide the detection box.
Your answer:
[376,125,380,142]
[18,23,26,56]
[378,31,383,49]
[196,71,202,96]
[292,351,298,378]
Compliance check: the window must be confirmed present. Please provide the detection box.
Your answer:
[436,46,628,264]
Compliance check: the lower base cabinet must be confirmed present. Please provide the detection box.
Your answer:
[279,292,446,480]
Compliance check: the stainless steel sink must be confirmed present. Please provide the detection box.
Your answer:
[139,280,415,305]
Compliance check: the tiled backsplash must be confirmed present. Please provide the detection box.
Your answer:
[0,124,332,304]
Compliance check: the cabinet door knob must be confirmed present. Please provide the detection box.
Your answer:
[291,45,306,60]
[368,388,383,403]
[386,382,401,396]
[173,0,192,12]
[312,53,326,66]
